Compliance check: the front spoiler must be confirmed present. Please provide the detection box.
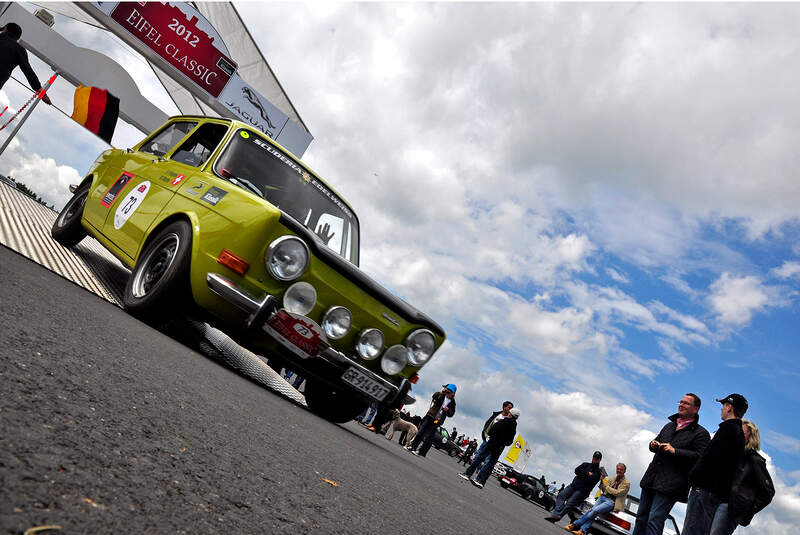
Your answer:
[206,273,412,407]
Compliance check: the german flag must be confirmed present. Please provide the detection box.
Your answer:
[71,85,119,144]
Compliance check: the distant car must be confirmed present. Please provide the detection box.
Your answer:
[499,469,556,511]
[431,426,462,457]
[567,494,681,535]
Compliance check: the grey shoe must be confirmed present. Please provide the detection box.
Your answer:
[470,479,484,489]
[458,473,471,481]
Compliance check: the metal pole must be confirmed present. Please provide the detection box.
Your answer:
[0,73,57,157]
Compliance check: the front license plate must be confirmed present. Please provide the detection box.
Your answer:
[264,309,326,359]
[341,367,391,401]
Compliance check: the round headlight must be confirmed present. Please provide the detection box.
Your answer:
[321,306,352,340]
[265,236,309,281]
[283,281,316,315]
[356,328,384,360]
[381,344,409,375]
[405,329,436,366]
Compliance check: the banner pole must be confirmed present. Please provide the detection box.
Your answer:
[0,72,58,157]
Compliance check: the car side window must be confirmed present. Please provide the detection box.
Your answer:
[140,121,197,157]
[171,123,228,167]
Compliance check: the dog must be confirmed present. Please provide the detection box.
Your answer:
[385,409,418,446]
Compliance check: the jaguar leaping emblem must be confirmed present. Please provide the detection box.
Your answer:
[242,87,277,130]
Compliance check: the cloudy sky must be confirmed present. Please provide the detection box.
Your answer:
[2,2,799,532]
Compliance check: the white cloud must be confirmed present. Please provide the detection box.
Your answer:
[763,430,800,456]
[708,273,771,326]
[772,261,800,280]
[606,267,630,284]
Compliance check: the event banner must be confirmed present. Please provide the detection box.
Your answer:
[103,2,237,98]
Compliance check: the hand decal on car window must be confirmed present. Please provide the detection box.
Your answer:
[315,222,335,245]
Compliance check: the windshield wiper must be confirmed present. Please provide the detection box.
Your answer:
[218,168,264,198]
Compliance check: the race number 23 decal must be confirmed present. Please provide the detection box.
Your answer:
[114,181,150,229]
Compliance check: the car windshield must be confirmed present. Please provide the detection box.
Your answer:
[214,129,359,264]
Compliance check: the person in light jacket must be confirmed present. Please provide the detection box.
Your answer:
[564,462,631,535]
[708,420,775,535]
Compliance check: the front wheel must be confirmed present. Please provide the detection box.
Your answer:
[123,220,193,319]
[304,379,367,423]
[51,183,89,247]
[448,447,459,457]
[521,489,532,500]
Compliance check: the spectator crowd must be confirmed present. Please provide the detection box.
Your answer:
[355,385,775,535]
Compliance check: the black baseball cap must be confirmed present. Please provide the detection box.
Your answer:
[592,451,602,459]
[716,393,748,415]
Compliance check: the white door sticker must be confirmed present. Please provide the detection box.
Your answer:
[114,181,150,229]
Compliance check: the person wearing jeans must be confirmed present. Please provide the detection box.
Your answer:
[633,393,710,535]
[564,463,630,535]
[458,407,519,488]
[683,394,748,535]
[545,451,604,523]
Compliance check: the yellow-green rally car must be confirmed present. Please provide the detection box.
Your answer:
[51,116,446,422]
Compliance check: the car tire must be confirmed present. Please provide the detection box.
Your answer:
[304,379,368,423]
[500,482,508,489]
[521,489,532,500]
[123,220,193,319]
[51,182,89,247]
[448,447,459,457]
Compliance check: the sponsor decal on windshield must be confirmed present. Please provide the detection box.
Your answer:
[248,134,353,219]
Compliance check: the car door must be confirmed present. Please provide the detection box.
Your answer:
[98,120,208,259]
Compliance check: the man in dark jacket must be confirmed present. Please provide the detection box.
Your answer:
[683,393,748,535]
[709,419,774,535]
[545,451,604,523]
[407,383,457,457]
[0,23,52,104]
[632,393,710,535]
[458,407,519,488]
[481,400,514,439]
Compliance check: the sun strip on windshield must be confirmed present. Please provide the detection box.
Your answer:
[246,132,354,219]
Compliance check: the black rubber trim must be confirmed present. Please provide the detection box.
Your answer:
[280,214,445,337]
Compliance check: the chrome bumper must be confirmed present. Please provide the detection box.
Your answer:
[206,273,412,405]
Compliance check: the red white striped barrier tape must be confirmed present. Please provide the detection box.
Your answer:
[0,74,58,132]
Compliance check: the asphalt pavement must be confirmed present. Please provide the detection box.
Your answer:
[0,244,571,534]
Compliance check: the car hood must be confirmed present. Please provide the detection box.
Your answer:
[280,213,445,337]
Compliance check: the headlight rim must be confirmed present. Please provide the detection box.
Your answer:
[355,327,385,361]
[282,281,317,316]
[265,235,310,282]
[321,305,352,340]
[405,328,436,366]
[381,344,409,375]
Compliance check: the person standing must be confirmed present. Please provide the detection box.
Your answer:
[458,407,519,488]
[407,384,457,457]
[458,438,478,465]
[481,401,514,439]
[633,393,711,535]
[564,462,631,535]
[544,451,604,523]
[683,394,748,535]
[0,23,52,104]
[708,419,775,535]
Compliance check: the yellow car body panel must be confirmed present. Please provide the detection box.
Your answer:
[71,116,445,410]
